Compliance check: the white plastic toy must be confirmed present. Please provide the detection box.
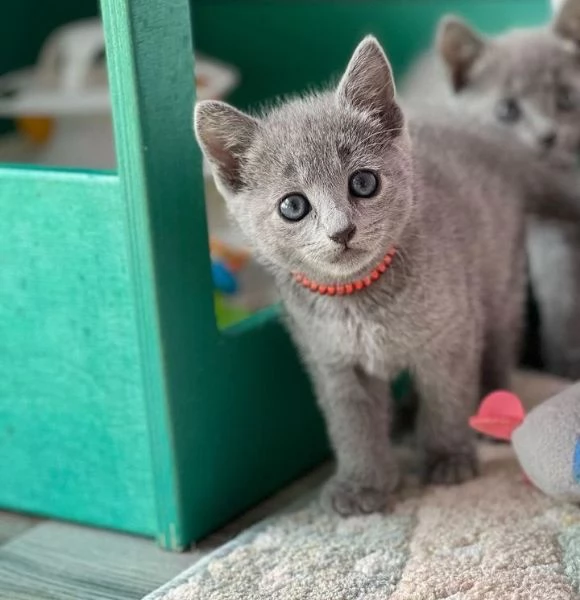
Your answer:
[0,18,239,169]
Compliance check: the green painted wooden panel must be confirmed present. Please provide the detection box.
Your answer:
[101,0,328,548]
[179,310,329,539]
[192,0,549,110]
[0,167,156,535]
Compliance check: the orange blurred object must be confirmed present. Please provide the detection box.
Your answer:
[210,238,250,272]
[16,116,54,144]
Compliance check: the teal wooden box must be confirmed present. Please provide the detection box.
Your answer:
[0,0,549,550]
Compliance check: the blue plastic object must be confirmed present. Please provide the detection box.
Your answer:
[573,437,580,483]
[212,260,238,295]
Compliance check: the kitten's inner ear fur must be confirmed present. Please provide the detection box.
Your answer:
[554,0,580,45]
[337,36,400,123]
[437,16,486,92]
[194,100,258,192]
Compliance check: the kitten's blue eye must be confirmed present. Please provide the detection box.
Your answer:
[557,87,575,112]
[496,98,521,123]
[349,170,379,198]
[279,194,311,222]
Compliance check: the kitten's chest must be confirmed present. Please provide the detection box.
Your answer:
[293,299,408,376]
[341,318,394,375]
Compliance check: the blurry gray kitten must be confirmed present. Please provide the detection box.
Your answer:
[194,37,560,515]
[401,0,580,378]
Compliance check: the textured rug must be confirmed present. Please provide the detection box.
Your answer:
[146,444,580,600]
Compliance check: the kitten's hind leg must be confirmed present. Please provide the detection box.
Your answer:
[481,320,522,397]
[414,340,480,485]
[481,340,513,397]
[482,251,526,397]
[478,329,517,446]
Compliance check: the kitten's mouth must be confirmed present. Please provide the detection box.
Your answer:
[328,245,363,263]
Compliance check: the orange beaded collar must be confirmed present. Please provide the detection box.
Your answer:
[292,247,397,296]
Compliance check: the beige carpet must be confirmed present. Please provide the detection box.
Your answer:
[146,443,580,600]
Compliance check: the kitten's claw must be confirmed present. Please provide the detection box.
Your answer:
[321,477,391,516]
[424,450,479,485]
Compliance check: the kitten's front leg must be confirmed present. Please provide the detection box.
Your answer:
[414,342,480,485]
[312,363,398,516]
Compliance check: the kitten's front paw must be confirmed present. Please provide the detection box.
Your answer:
[321,477,391,516]
[423,449,479,486]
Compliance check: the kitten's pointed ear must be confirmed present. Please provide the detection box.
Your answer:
[554,0,580,45]
[337,36,398,119]
[437,16,486,92]
[194,100,258,193]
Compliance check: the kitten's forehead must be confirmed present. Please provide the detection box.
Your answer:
[482,29,580,91]
[249,93,387,186]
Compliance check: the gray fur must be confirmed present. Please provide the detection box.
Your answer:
[401,0,580,378]
[402,7,580,167]
[195,37,542,515]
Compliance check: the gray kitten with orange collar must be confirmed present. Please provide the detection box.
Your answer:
[194,37,565,515]
[401,0,580,377]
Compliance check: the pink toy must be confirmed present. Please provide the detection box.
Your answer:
[469,390,525,441]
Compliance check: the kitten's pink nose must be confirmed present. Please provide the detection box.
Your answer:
[329,225,356,245]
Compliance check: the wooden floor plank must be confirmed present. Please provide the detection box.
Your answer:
[0,466,329,600]
[0,511,41,546]
[0,523,199,600]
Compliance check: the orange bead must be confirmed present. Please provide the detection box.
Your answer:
[336,285,345,295]
[294,274,303,283]
[345,284,354,294]
[378,263,387,273]
[310,282,319,291]
[363,276,372,287]
[318,285,327,295]
[226,257,248,272]
[371,270,380,281]
[302,277,310,287]
[355,280,364,291]
[327,286,336,296]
